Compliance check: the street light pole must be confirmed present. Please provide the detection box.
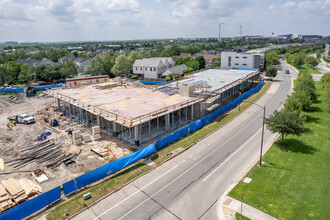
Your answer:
[259,106,266,166]
[243,100,266,166]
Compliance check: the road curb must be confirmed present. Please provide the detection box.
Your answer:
[217,133,280,220]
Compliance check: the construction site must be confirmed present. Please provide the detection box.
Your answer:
[46,69,259,146]
[0,93,131,213]
[0,68,259,214]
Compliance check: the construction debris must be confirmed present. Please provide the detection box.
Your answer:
[2,178,28,204]
[91,149,110,158]
[72,130,82,145]
[0,184,14,213]
[19,178,42,196]
[32,169,48,183]
[82,133,91,143]
[92,126,101,141]
[0,159,4,172]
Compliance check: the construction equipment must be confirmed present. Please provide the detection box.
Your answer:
[50,119,58,127]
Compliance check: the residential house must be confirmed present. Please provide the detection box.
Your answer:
[16,58,55,67]
[58,56,92,73]
[162,64,187,78]
[133,57,175,79]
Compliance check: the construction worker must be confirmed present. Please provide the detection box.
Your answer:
[7,123,11,130]
[12,120,16,126]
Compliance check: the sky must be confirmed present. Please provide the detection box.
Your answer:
[0,0,329,42]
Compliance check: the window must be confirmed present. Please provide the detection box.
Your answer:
[136,68,138,71]
[46,62,51,66]
[145,68,147,71]
[235,63,239,65]
[154,68,156,71]
[243,64,247,66]
[243,56,247,59]
[228,56,231,67]
[235,56,239,58]
[150,67,152,71]
[140,67,142,70]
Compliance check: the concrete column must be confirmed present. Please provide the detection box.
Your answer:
[113,122,118,137]
[97,115,100,126]
[191,104,194,121]
[57,98,61,110]
[165,114,170,131]
[134,125,140,146]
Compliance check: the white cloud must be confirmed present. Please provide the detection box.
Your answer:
[283,1,296,9]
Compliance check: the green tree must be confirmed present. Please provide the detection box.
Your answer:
[265,109,306,145]
[305,56,319,68]
[293,53,306,68]
[87,56,105,75]
[320,73,330,88]
[265,50,279,66]
[17,64,32,84]
[284,93,303,112]
[196,56,206,69]
[60,61,78,78]
[291,90,312,110]
[103,54,116,75]
[5,61,22,84]
[294,72,317,100]
[325,84,330,113]
[183,67,194,74]
[266,65,278,77]
[169,43,181,56]
[111,55,133,76]
[0,63,13,85]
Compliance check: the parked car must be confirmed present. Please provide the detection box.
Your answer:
[0,85,13,89]
[38,81,50,86]
[285,70,290,74]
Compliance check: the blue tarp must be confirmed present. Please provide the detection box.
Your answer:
[156,80,264,149]
[0,88,24,93]
[0,186,61,220]
[34,84,63,91]
[140,80,170,85]
[237,68,259,71]
[63,143,156,195]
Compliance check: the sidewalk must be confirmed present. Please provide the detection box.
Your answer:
[223,196,277,220]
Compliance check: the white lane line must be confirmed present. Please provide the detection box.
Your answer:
[92,165,178,220]
[182,160,186,163]
[95,102,269,220]
[202,128,261,182]
[116,114,266,219]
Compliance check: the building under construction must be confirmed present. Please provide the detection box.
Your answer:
[45,69,259,146]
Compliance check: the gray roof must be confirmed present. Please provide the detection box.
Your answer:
[133,58,163,67]
[162,64,187,76]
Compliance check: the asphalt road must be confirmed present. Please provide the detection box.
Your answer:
[72,60,296,220]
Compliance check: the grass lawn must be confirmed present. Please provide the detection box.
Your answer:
[236,212,251,220]
[0,92,16,96]
[228,82,330,219]
[45,82,271,219]
[299,64,322,74]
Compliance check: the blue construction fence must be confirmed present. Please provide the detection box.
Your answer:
[34,84,63,91]
[140,80,170,85]
[63,143,156,195]
[156,80,264,149]
[0,186,61,220]
[0,88,24,93]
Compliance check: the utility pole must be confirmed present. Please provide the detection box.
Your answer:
[219,22,225,40]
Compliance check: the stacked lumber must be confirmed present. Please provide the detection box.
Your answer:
[19,178,42,196]
[0,158,4,172]
[0,184,14,213]
[2,178,28,204]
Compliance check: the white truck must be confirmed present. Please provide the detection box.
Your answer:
[8,114,35,124]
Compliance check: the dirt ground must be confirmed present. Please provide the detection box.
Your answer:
[0,94,132,194]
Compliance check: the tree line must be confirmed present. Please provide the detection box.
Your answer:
[0,61,78,85]
[265,71,317,145]
[264,44,324,77]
